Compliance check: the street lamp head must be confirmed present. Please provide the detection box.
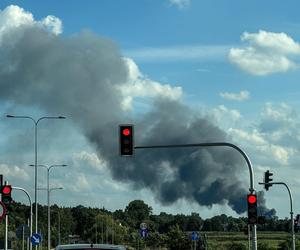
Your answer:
[6,115,14,118]
[58,116,66,119]
[29,164,34,167]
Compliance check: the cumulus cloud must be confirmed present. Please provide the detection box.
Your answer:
[229,30,300,75]
[219,90,250,101]
[119,58,182,111]
[228,128,293,165]
[211,105,241,127]
[40,15,62,35]
[0,5,62,42]
[256,102,300,158]
[261,102,295,126]
[259,103,297,140]
[168,0,190,9]
[0,163,30,181]
[228,128,266,145]
[73,151,107,172]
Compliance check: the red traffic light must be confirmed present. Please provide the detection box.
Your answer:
[2,186,11,195]
[119,125,134,156]
[248,194,257,204]
[122,128,131,136]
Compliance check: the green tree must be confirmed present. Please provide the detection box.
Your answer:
[166,224,190,250]
[125,200,152,228]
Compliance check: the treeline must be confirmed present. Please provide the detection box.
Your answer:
[0,199,294,249]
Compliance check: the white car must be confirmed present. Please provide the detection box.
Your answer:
[55,244,126,250]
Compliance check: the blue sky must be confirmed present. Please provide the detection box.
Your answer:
[1,0,300,220]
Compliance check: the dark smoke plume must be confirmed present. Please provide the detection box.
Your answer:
[0,17,275,215]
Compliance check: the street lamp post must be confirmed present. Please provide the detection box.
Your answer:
[50,209,62,245]
[6,114,66,244]
[57,210,61,246]
[31,164,66,250]
[37,186,63,250]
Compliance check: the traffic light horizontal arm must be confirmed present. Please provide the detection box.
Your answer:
[135,142,255,192]
[259,181,293,215]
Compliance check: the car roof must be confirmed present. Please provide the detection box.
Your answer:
[55,244,126,250]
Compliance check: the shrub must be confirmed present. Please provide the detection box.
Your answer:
[227,242,247,250]
[258,242,276,250]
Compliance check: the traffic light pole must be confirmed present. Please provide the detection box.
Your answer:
[3,181,8,250]
[259,181,295,250]
[12,186,33,250]
[135,142,257,250]
[5,214,8,250]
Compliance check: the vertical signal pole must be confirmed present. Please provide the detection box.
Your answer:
[134,143,257,250]
[4,181,8,250]
[12,186,33,250]
[5,213,8,250]
[259,181,295,250]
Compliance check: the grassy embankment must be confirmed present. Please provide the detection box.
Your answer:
[204,231,300,249]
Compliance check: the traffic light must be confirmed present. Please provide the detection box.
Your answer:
[264,170,273,191]
[119,124,134,156]
[1,185,12,206]
[295,214,300,233]
[247,193,257,224]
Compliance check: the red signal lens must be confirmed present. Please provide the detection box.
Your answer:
[2,186,11,194]
[248,195,257,204]
[122,128,131,136]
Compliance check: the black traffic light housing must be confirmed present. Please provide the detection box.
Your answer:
[1,185,12,206]
[295,214,300,233]
[247,193,257,224]
[264,170,273,191]
[119,124,134,156]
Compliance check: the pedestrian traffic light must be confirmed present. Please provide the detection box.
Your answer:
[119,124,134,156]
[264,170,273,191]
[1,185,12,206]
[247,193,257,224]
